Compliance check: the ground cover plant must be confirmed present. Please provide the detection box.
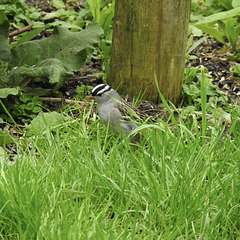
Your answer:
[0,0,240,239]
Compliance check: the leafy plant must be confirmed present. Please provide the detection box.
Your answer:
[0,12,103,98]
[218,17,240,50]
[183,67,228,113]
[75,85,93,100]
[85,0,115,79]
[0,0,39,29]
[0,94,43,123]
[212,0,240,10]
[25,111,70,136]
[231,64,240,81]
[186,35,208,62]
[194,6,240,51]
[0,9,103,123]
[0,0,87,47]
[216,0,234,10]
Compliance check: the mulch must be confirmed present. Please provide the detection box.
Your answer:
[186,38,240,103]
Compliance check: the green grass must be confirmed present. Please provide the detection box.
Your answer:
[0,106,240,239]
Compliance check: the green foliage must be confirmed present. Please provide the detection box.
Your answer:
[0,0,87,46]
[217,0,234,10]
[52,0,65,9]
[12,95,43,120]
[85,0,115,78]
[0,13,11,62]
[186,35,208,61]
[227,52,240,61]
[184,67,217,104]
[0,2,239,237]
[212,0,240,10]
[0,86,20,98]
[183,67,232,123]
[219,17,240,51]
[0,19,103,97]
[42,9,81,30]
[0,94,43,123]
[75,85,93,100]
[25,112,69,136]
[0,0,31,27]
[0,7,103,122]
[231,64,240,81]
[0,130,15,145]
[194,6,240,51]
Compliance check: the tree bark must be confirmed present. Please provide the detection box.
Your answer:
[109,0,191,104]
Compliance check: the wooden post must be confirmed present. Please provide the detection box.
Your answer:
[109,0,191,104]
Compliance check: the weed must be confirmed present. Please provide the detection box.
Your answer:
[193,3,240,51]
[75,85,93,100]
[0,94,43,124]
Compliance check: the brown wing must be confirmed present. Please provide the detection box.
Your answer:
[118,99,149,122]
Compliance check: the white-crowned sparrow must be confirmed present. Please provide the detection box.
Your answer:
[89,84,147,136]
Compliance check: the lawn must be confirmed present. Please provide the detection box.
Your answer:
[1,106,239,239]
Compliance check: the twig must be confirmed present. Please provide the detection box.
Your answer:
[201,54,228,62]
[40,97,86,105]
[9,24,34,37]
[200,54,239,65]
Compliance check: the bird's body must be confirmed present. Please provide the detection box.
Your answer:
[89,84,139,135]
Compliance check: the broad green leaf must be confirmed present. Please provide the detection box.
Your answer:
[87,0,101,23]
[0,12,11,61]
[10,23,103,71]
[7,24,103,93]
[186,36,208,56]
[224,18,240,50]
[218,0,233,10]
[0,61,10,87]
[0,131,15,145]
[232,0,240,8]
[25,112,69,136]
[14,27,45,46]
[195,7,240,25]
[8,59,74,90]
[0,87,20,98]
[52,0,65,9]
[99,2,114,36]
[195,24,226,45]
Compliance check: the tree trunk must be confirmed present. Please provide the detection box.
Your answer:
[109,0,191,104]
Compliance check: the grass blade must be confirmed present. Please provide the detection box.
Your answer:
[200,70,207,141]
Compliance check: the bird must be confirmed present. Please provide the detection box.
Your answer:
[89,83,147,138]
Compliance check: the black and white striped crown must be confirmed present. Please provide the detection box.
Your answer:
[91,84,112,96]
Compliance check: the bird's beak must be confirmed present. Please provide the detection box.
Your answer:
[88,95,95,100]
